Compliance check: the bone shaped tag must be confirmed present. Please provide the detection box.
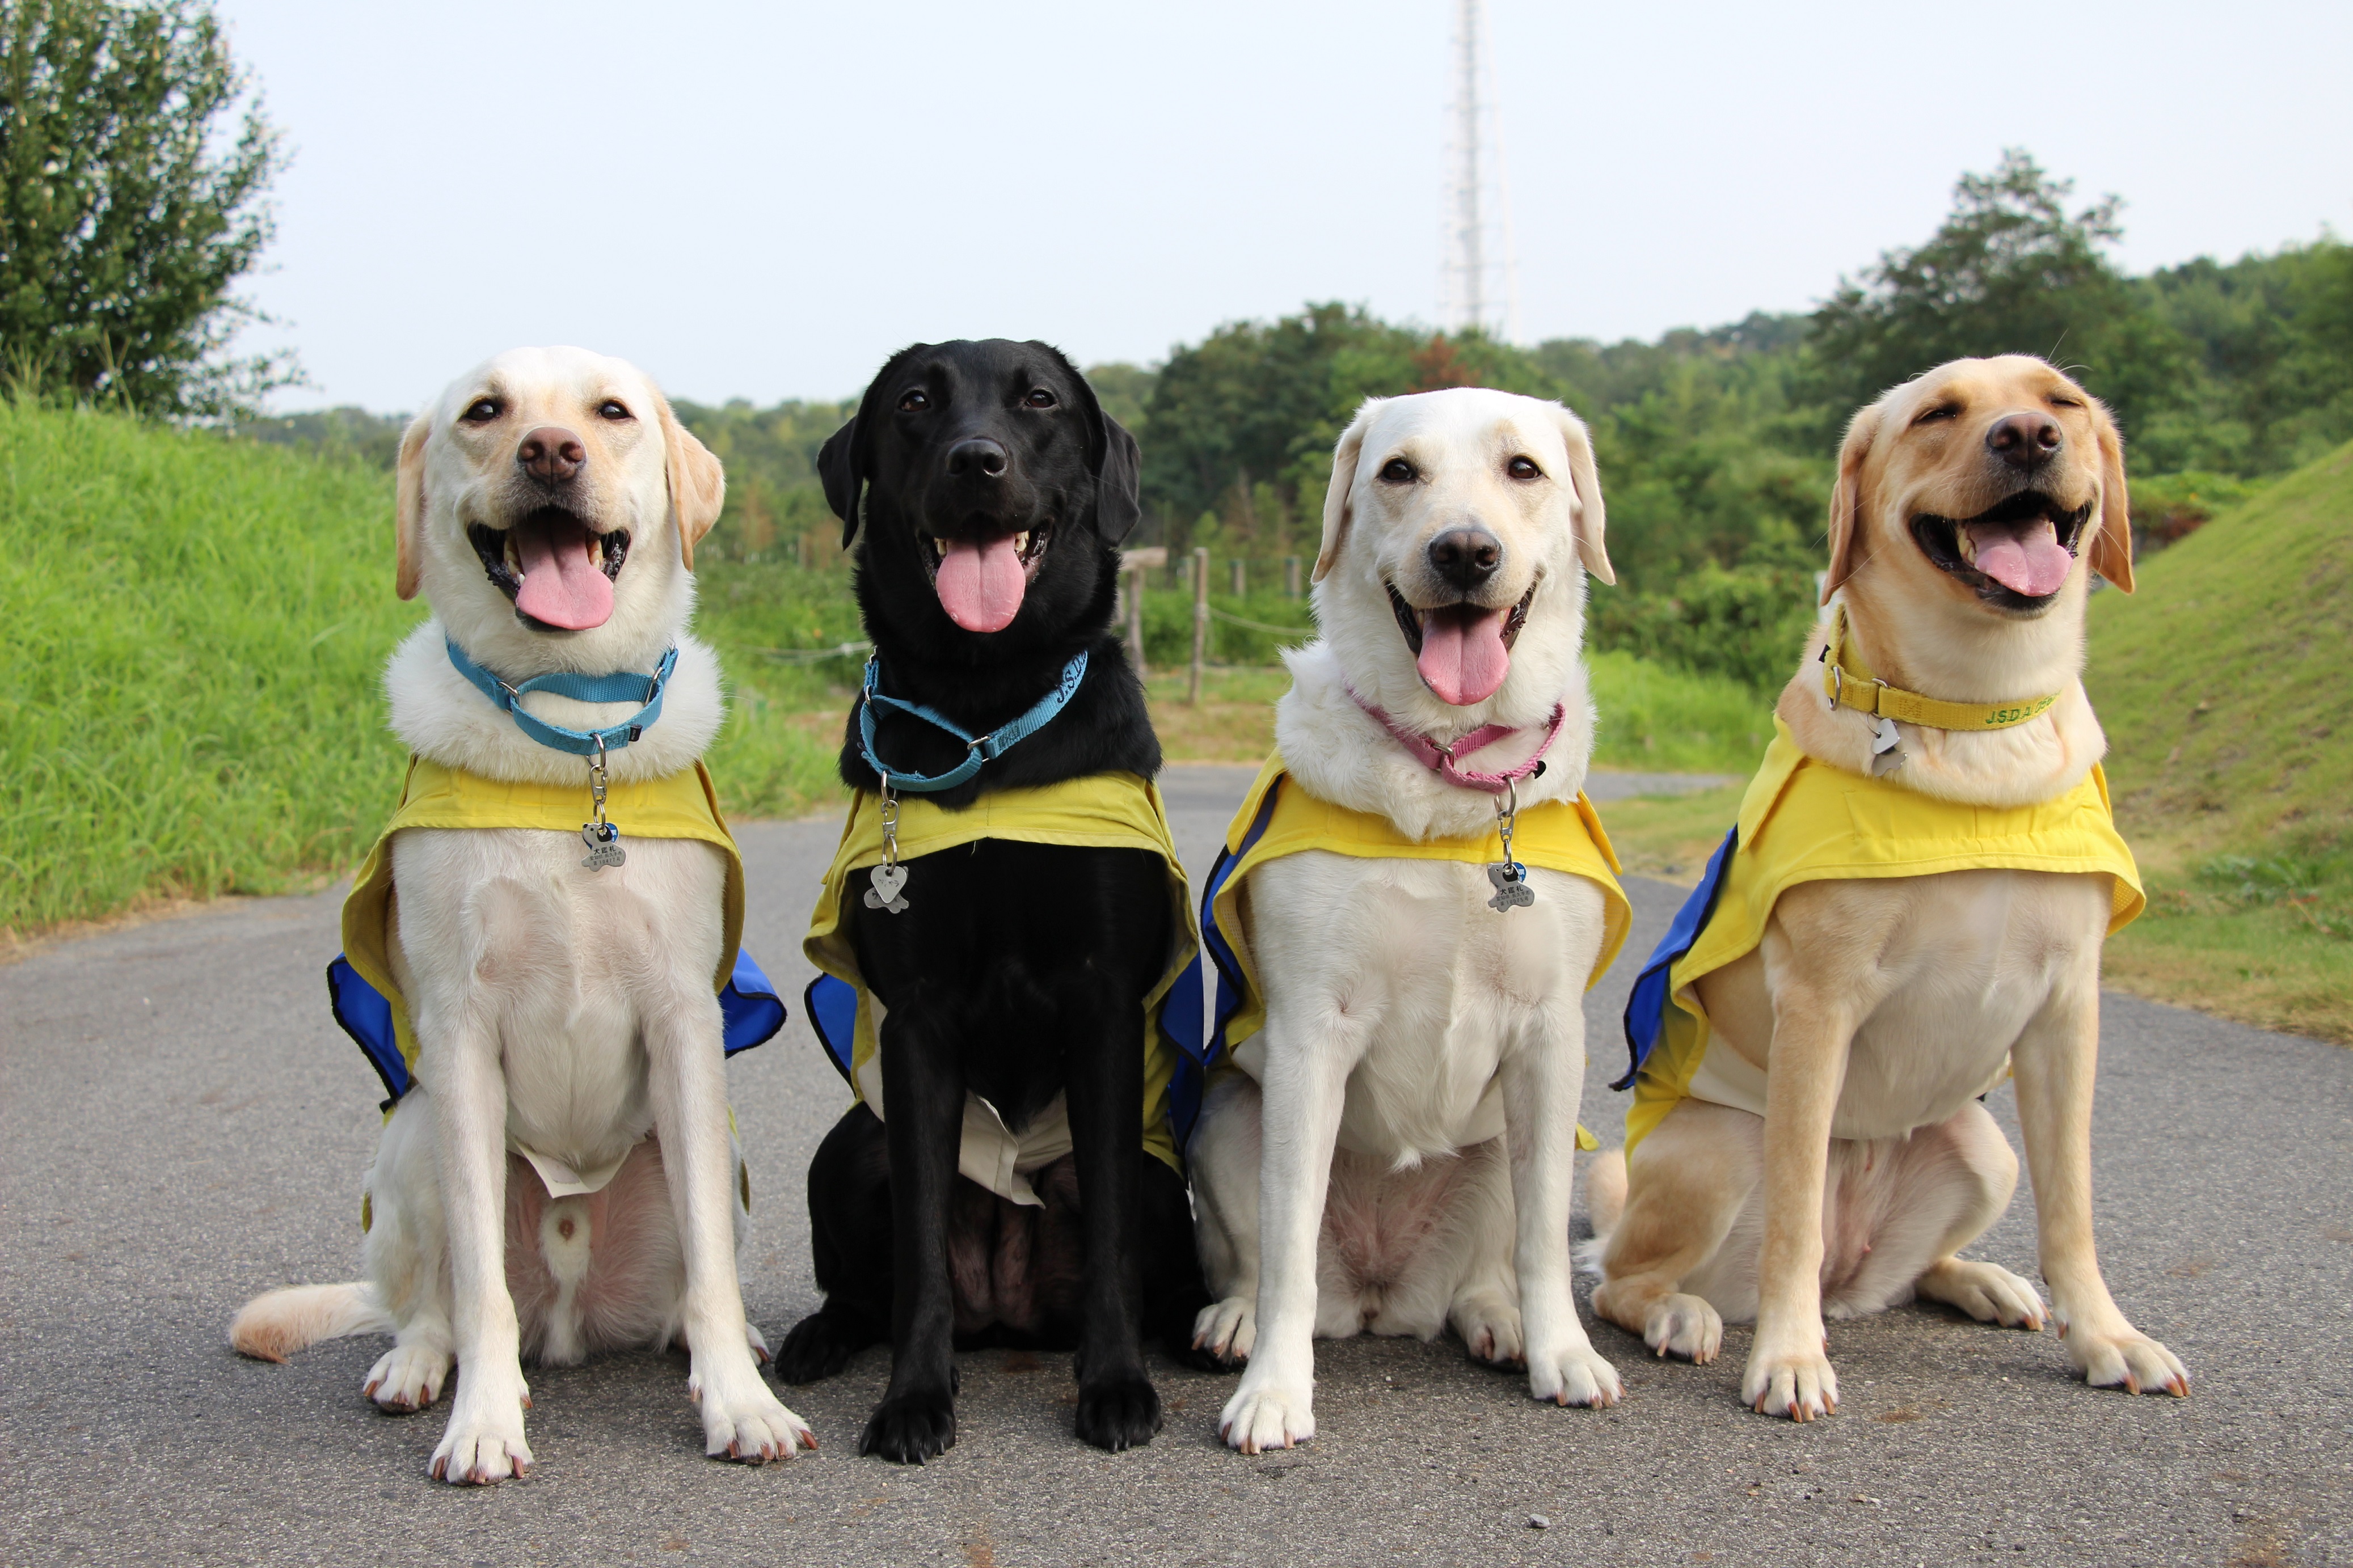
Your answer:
[579,822,626,870]
[1869,716,1905,777]
[863,862,910,914]
[1486,860,1536,913]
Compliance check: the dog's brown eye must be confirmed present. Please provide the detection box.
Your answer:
[898,389,930,413]
[2048,395,2082,409]
[461,397,500,424]
[1378,458,1415,484]
[1507,456,1542,481]
[1913,404,1960,426]
[1025,387,1057,409]
[597,399,632,421]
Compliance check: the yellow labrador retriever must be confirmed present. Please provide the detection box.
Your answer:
[1589,355,2188,1419]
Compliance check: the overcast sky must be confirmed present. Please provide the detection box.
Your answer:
[217,0,2352,415]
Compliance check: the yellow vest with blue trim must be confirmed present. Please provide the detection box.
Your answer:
[1164,753,1633,1151]
[330,755,782,1113]
[801,773,1196,1199]
[1617,717,2145,1155]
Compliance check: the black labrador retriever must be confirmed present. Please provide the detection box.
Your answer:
[775,339,1205,1462]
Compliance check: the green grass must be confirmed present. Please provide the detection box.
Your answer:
[1,404,854,939]
[2086,438,2353,1042]
[3,401,422,933]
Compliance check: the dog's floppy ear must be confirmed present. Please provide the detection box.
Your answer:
[1091,417,1142,545]
[1553,403,1613,585]
[393,411,431,601]
[1055,348,1144,544]
[817,416,865,550]
[2086,396,2134,594]
[1822,401,1884,604]
[655,394,725,572]
[1312,400,1381,584]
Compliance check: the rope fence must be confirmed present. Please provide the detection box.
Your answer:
[1205,605,1317,638]
[751,640,870,665]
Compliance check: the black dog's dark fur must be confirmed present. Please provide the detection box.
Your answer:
[773,340,1205,1463]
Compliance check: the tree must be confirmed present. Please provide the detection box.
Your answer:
[1806,150,2182,439]
[0,0,288,415]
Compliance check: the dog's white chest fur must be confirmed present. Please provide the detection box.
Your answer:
[1237,852,1605,1165]
[386,826,728,1174]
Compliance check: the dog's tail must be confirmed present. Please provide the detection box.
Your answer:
[1575,1147,1629,1277]
[229,1283,392,1363]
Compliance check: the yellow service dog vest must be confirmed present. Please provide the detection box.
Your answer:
[1162,754,1633,1149]
[1617,718,2145,1154]
[802,773,1196,1203]
[328,756,783,1150]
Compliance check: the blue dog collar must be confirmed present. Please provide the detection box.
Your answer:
[445,637,678,757]
[855,649,1087,793]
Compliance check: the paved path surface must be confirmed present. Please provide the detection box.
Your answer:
[3,762,2347,1567]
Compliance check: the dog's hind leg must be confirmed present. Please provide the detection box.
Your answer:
[1184,1071,1262,1368]
[1592,1098,1760,1366]
[1832,1102,2042,1329]
[1138,1152,1211,1355]
[777,1105,893,1383]
[1441,1138,1525,1370]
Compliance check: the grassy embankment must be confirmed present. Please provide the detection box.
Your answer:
[0,404,848,939]
[2087,441,2353,1042]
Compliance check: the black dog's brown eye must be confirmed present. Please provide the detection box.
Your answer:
[1507,456,1542,480]
[597,399,631,421]
[462,397,500,424]
[1378,458,1415,484]
[898,388,930,412]
[1025,387,1057,408]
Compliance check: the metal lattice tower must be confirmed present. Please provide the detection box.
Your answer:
[1437,0,1519,340]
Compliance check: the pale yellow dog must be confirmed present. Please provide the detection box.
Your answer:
[1589,355,2188,1419]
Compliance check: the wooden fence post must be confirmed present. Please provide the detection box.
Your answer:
[1230,557,1246,596]
[1126,563,1146,667]
[1285,555,1301,598]
[1190,546,1209,705]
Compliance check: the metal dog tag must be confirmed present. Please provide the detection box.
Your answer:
[864,862,910,914]
[580,821,626,870]
[1486,860,1535,913]
[1869,716,1905,777]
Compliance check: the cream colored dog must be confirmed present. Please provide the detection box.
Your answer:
[1187,388,1624,1452]
[1588,355,2188,1418]
[230,346,812,1480]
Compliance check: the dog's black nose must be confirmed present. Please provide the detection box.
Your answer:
[946,437,1009,480]
[518,426,586,483]
[1427,526,1503,590]
[1985,412,2063,470]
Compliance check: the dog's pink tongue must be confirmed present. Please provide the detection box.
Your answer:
[934,536,1026,632]
[1416,606,1512,705]
[513,527,613,631]
[1967,519,2074,598]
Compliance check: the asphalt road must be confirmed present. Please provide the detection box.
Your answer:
[2,763,2347,1568]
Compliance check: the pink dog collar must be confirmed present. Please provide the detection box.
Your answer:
[1346,689,1567,794]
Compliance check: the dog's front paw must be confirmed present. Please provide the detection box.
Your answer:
[364,1342,450,1413]
[1643,1292,1724,1363]
[2060,1321,2188,1397]
[1453,1292,1525,1368]
[1076,1373,1162,1452]
[1526,1341,1622,1409]
[1741,1329,1839,1422]
[1220,1374,1313,1453]
[859,1388,956,1465]
[429,1400,532,1485]
[1916,1259,2046,1331]
[1190,1296,1255,1368]
[692,1364,815,1463]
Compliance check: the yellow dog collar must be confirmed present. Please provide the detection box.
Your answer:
[1821,604,2059,731]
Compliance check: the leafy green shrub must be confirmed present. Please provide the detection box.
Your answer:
[1590,563,1816,693]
